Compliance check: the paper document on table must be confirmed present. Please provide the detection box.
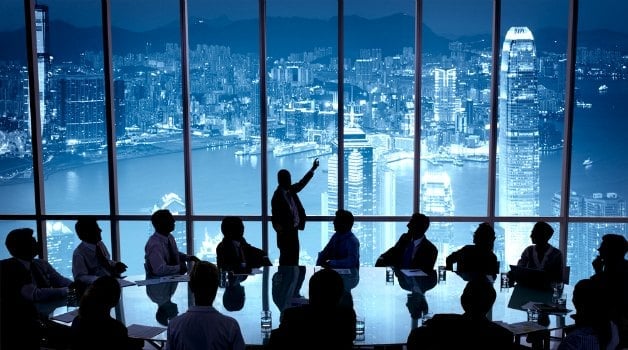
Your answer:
[51,309,79,323]
[134,278,161,286]
[127,324,166,339]
[333,268,351,275]
[401,269,428,277]
[117,278,136,287]
[494,321,547,335]
[159,275,189,283]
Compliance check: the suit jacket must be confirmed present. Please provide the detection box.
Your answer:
[216,238,272,273]
[407,313,515,350]
[271,170,314,232]
[0,258,44,350]
[377,233,438,274]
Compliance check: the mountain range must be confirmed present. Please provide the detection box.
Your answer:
[1,13,627,62]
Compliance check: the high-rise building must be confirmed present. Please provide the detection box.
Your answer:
[433,67,457,123]
[420,171,454,265]
[498,27,540,264]
[326,126,375,265]
[59,75,105,149]
[34,4,50,137]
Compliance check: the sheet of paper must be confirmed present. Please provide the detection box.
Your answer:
[159,275,189,283]
[333,268,351,275]
[127,324,167,339]
[117,278,136,287]
[51,309,79,323]
[494,321,547,335]
[400,269,428,277]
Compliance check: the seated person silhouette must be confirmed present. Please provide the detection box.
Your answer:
[268,268,356,350]
[407,279,515,350]
[72,217,128,296]
[316,209,360,308]
[557,278,619,350]
[216,216,271,274]
[70,275,143,350]
[446,222,499,281]
[589,233,628,348]
[0,227,74,349]
[144,209,200,326]
[508,221,563,289]
[166,261,245,350]
[376,213,438,279]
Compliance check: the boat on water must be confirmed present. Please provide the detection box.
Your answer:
[598,84,608,94]
[583,158,593,167]
[273,141,318,157]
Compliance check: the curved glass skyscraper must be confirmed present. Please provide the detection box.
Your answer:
[498,27,540,263]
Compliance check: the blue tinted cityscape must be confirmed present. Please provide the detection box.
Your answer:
[0,1,626,285]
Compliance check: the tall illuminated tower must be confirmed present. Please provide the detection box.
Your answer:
[34,4,50,136]
[498,27,540,263]
[420,171,454,265]
[433,67,457,123]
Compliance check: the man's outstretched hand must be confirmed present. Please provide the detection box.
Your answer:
[311,158,320,171]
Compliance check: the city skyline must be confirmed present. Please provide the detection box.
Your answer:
[0,1,626,285]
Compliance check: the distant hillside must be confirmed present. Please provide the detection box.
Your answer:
[1,14,627,61]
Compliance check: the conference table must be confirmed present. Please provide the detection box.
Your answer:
[49,266,575,347]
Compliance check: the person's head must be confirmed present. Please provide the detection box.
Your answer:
[473,222,496,250]
[308,268,345,307]
[80,275,121,317]
[333,209,354,233]
[5,227,38,261]
[460,279,496,318]
[188,261,219,306]
[571,278,608,325]
[75,216,102,244]
[530,221,554,245]
[597,234,628,262]
[407,213,430,238]
[221,216,245,241]
[277,169,292,188]
[151,209,175,235]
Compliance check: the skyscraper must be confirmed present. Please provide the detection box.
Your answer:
[326,126,375,264]
[498,27,540,263]
[433,67,458,123]
[420,171,454,265]
[34,4,50,137]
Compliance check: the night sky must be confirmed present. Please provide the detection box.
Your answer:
[0,0,626,37]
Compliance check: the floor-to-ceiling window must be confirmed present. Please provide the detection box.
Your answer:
[0,0,626,283]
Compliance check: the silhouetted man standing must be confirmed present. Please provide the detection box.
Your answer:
[271,158,319,266]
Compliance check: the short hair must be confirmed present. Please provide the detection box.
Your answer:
[80,275,121,314]
[460,279,496,315]
[600,234,628,259]
[411,213,430,233]
[75,216,99,240]
[277,169,291,187]
[221,216,244,238]
[5,228,35,258]
[188,261,219,304]
[473,223,496,249]
[334,209,354,231]
[151,209,174,232]
[533,221,554,241]
[309,268,344,307]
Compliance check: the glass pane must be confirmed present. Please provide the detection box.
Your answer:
[569,0,628,218]
[0,1,35,214]
[35,1,110,214]
[188,0,261,215]
[421,0,492,216]
[266,0,337,219]
[566,223,626,284]
[111,0,185,214]
[497,0,568,261]
[0,220,36,259]
[345,0,415,218]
